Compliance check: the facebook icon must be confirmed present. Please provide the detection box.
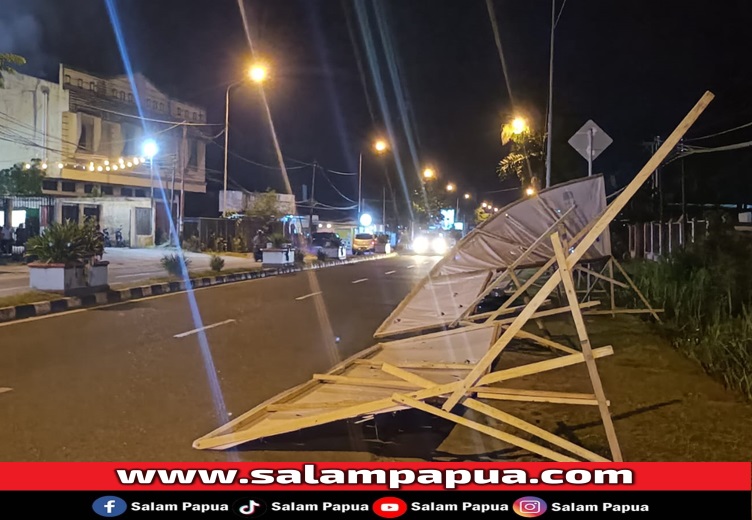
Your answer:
[92,496,128,517]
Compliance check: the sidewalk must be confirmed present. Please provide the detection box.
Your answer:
[0,247,261,298]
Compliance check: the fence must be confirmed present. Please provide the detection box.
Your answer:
[182,217,261,252]
[626,218,708,260]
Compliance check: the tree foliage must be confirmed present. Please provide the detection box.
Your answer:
[411,181,448,227]
[497,130,545,189]
[0,160,45,197]
[245,189,285,222]
[0,53,26,88]
[474,205,491,225]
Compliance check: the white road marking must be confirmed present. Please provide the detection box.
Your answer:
[384,270,396,275]
[295,291,322,301]
[0,387,12,395]
[174,319,236,338]
[407,265,415,269]
[351,278,369,284]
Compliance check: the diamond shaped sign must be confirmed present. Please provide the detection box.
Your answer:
[568,120,613,162]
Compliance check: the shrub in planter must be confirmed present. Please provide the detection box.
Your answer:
[25,219,108,294]
[294,249,305,265]
[26,219,104,265]
[210,254,225,272]
[317,249,328,262]
[268,232,289,249]
[182,235,202,252]
[161,253,191,276]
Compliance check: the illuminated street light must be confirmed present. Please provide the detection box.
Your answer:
[373,139,388,153]
[493,207,499,212]
[359,213,373,227]
[511,117,528,134]
[142,139,158,159]
[423,167,435,180]
[446,183,455,192]
[481,203,487,208]
[464,193,471,200]
[525,186,536,196]
[249,64,268,83]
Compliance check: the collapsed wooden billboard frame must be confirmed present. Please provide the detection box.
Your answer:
[193,91,714,462]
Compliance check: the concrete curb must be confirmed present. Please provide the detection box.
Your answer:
[0,253,397,324]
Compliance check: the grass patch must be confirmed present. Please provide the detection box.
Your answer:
[623,214,752,399]
[113,267,263,290]
[0,291,63,308]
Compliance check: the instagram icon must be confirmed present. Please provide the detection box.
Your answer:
[513,496,547,517]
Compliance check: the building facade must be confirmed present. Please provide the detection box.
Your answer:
[0,65,208,246]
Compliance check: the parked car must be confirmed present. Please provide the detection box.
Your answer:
[352,233,376,255]
[311,232,341,248]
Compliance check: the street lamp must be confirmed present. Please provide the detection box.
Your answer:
[446,183,455,192]
[525,186,536,196]
[422,167,435,180]
[142,138,159,206]
[464,193,471,200]
[249,64,268,84]
[358,138,390,227]
[223,63,269,216]
[373,139,388,153]
[511,117,528,134]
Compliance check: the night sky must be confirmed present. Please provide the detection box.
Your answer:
[3,0,752,218]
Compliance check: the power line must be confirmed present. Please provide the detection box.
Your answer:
[87,106,222,126]
[686,120,752,141]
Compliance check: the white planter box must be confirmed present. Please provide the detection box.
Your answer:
[262,248,294,266]
[29,261,109,295]
[321,246,346,260]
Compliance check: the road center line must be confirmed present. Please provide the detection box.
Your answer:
[384,270,396,275]
[295,291,322,301]
[351,278,369,284]
[174,319,236,338]
[0,387,13,395]
[407,265,415,269]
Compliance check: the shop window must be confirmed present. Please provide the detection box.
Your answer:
[61,181,76,193]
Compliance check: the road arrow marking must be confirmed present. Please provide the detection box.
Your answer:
[351,278,369,284]
[174,319,236,338]
[295,291,322,301]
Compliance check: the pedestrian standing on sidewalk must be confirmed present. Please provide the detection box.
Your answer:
[1,223,13,255]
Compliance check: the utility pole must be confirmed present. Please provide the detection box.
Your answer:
[680,139,686,244]
[357,153,363,217]
[308,161,316,238]
[544,0,555,188]
[382,185,386,232]
[179,125,187,242]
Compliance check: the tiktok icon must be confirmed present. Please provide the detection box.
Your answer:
[233,498,267,517]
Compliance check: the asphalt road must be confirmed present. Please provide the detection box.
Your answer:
[0,248,260,297]
[0,254,438,461]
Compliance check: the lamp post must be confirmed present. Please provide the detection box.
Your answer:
[358,138,388,226]
[223,63,268,216]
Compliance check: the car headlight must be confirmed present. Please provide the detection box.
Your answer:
[431,236,447,255]
[413,236,429,254]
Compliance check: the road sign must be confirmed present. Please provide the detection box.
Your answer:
[568,120,613,176]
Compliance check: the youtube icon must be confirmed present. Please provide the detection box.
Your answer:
[373,497,408,518]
